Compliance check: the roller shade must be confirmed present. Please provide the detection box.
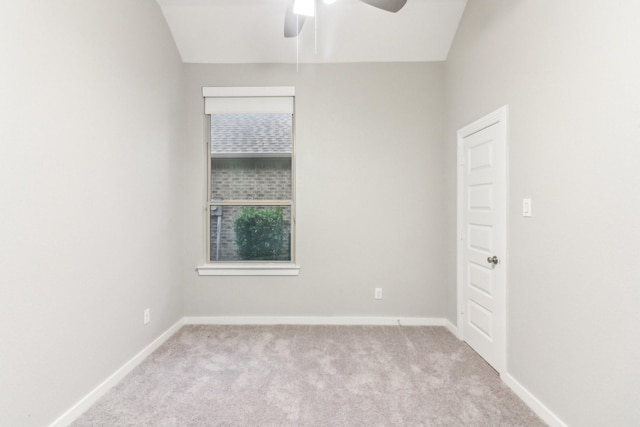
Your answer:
[205,97,293,114]
[203,87,295,115]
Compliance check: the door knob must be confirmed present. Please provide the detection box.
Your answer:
[487,256,499,265]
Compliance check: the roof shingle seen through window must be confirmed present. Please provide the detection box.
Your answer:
[211,114,292,155]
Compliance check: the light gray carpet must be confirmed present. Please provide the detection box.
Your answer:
[72,325,545,426]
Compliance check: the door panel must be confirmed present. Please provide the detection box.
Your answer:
[468,263,492,295]
[468,299,493,338]
[457,107,507,374]
[468,184,493,210]
[468,224,493,253]
[467,140,493,170]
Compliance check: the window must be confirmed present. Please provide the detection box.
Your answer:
[197,87,299,276]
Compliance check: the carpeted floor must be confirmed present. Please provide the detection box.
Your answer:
[72,325,545,426]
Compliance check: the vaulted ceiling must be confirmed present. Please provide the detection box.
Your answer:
[156,0,467,63]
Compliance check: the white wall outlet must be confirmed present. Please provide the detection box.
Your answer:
[523,198,532,217]
[374,288,382,300]
[143,308,150,325]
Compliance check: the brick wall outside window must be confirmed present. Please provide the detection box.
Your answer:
[210,158,292,261]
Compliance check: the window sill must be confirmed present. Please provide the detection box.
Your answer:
[196,263,301,276]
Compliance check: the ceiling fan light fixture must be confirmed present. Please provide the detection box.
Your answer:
[293,0,315,17]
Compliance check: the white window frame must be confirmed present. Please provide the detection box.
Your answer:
[196,87,300,276]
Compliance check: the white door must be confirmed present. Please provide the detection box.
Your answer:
[457,106,507,374]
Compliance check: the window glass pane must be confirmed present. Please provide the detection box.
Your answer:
[210,205,292,262]
[210,113,292,202]
[211,158,292,201]
[211,114,292,155]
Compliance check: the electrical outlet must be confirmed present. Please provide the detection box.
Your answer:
[523,198,532,217]
[143,308,150,325]
[375,288,382,300]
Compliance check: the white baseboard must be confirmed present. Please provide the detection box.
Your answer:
[502,373,567,427]
[49,318,185,427]
[443,319,458,336]
[184,316,450,327]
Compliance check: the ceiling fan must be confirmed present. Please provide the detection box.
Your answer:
[284,0,407,38]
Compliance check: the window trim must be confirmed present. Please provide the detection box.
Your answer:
[196,263,301,276]
[197,87,299,276]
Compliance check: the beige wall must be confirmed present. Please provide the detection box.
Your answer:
[444,1,640,425]
[0,1,184,425]
[183,63,447,318]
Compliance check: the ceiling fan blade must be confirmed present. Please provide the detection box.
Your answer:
[284,4,306,38]
[359,0,407,13]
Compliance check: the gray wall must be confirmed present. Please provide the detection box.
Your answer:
[0,1,184,425]
[444,1,640,425]
[184,63,447,318]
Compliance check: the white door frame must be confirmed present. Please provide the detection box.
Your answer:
[456,105,509,374]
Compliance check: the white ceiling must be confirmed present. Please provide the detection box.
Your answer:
[156,0,467,64]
